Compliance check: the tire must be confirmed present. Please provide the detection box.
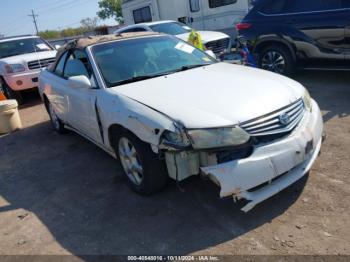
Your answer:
[115,130,168,195]
[46,99,66,134]
[0,77,23,103]
[258,44,295,76]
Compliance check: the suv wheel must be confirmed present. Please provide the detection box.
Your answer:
[47,100,66,134]
[116,131,168,195]
[258,45,295,75]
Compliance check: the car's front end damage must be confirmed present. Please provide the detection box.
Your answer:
[159,95,323,212]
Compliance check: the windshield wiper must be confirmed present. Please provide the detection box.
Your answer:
[173,63,212,73]
[110,72,169,87]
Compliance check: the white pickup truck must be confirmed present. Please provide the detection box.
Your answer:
[39,33,323,212]
[0,35,57,100]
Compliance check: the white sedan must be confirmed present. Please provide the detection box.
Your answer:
[39,32,323,212]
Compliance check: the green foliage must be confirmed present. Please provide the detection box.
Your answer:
[38,27,88,40]
[97,0,124,23]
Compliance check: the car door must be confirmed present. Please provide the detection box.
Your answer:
[62,50,103,144]
[47,51,70,122]
[282,0,346,63]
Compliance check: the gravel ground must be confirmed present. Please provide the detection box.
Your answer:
[0,70,349,256]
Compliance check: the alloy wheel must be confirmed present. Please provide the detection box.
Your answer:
[261,51,286,74]
[118,137,144,186]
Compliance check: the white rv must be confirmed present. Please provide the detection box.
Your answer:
[122,0,252,39]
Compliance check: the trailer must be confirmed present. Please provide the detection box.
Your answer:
[122,0,252,39]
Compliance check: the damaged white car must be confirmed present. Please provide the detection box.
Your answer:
[39,32,324,212]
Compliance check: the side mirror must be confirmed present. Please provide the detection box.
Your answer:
[54,45,61,50]
[205,50,216,59]
[68,75,92,89]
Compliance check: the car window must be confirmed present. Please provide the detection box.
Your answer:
[92,35,217,88]
[150,22,191,35]
[286,0,342,12]
[209,0,237,9]
[54,51,69,76]
[0,37,53,59]
[262,0,343,14]
[120,27,147,33]
[63,50,91,79]
[341,0,350,8]
[260,0,288,14]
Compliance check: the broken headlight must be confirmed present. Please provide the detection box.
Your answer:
[187,126,250,149]
[161,130,191,149]
[303,89,312,111]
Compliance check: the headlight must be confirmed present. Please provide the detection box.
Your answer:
[303,89,312,111]
[5,64,26,74]
[161,130,191,149]
[188,126,250,149]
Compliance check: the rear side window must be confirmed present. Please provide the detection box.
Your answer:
[209,0,237,9]
[261,0,343,14]
[133,6,152,23]
[54,52,68,76]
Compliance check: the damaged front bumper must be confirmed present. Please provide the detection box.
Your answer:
[200,99,323,212]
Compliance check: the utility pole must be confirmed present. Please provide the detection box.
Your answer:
[28,9,39,35]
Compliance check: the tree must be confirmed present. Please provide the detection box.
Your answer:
[97,0,124,24]
[80,17,99,30]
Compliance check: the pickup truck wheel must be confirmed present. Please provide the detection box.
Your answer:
[47,101,66,134]
[258,45,295,76]
[116,132,168,195]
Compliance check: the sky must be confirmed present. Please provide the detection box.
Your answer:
[0,0,117,37]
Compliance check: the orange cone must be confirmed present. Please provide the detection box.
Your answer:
[0,90,7,101]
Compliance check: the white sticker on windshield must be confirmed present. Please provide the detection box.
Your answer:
[175,42,195,54]
[36,43,49,50]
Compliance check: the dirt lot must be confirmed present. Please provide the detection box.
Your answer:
[0,70,349,256]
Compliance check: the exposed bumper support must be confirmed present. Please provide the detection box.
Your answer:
[201,99,323,212]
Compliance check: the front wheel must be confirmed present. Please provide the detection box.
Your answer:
[116,131,168,195]
[258,45,295,76]
[47,100,66,134]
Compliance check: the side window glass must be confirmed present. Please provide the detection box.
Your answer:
[54,52,68,76]
[286,0,342,13]
[190,0,200,12]
[342,0,350,8]
[73,50,93,77]
[122,27,147,33]
[261,0,288,14]
[63,59,89,79]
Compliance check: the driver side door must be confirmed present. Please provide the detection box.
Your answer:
[62,50,103,144]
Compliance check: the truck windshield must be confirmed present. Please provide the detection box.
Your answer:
[150,22,192,35]
[92,35,217,88]
[0,38,52,59]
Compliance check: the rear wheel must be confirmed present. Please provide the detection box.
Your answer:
[115,131,168,195]
[258,45,295,75]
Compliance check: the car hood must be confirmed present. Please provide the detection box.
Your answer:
[0,51,57,64]
[176,31,230,44]
[112,63,305,129]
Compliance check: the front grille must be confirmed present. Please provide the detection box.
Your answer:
[27,58,56,70]
[205,38,230,54]
[240,99,305,137]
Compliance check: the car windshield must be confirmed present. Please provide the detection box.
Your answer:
[150,22,192,35]
[0,37,53,59]
[92,35,217,88]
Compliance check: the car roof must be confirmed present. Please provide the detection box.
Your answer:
[0,35,39,43]
[117,20,178,31]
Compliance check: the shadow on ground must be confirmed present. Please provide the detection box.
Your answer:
[295,70,350,123]
[0,120,307,255]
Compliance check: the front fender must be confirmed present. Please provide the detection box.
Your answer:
[101,92,176,150]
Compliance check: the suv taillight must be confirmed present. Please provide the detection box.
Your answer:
[236,23,252,31]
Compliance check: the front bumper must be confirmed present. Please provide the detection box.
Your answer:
[3,70,41,91]
[201,99,323,212]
